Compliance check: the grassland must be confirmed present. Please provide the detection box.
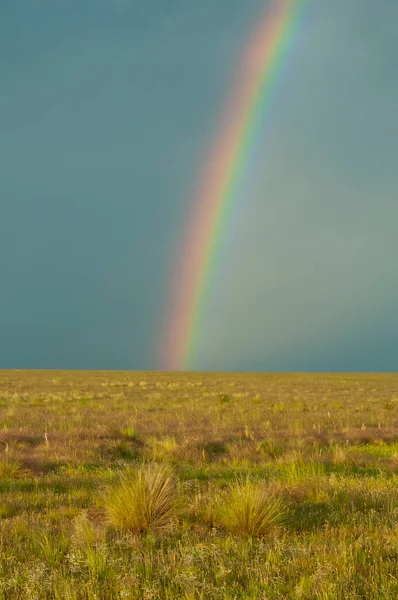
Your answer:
[1,370,398,599]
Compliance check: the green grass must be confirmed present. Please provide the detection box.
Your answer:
[1,370,398,598]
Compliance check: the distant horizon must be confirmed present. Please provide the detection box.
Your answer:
[1,368,396,375]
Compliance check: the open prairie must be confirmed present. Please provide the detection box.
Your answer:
[1,370,398,599]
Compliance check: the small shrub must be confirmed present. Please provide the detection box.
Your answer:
[202,441,227,457]
[105,440,141,461]
[219,393,231,405]
[116,441,141,460]
[104,463,180,534]
[383,400,396,411]
[217,479,286,537]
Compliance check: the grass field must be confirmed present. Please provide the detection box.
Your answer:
[1,370,398,599]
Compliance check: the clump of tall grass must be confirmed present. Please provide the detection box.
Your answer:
[217,479,286,537]
[104,463,180,534]
[38,532,69,567]
[0,459,27,478]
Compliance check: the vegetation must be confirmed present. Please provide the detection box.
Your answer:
[216,478,286,537]
[104,463,180,533]
[1,370,398,598]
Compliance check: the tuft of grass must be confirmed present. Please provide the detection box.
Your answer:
[0,502,19,519]
[38,532,69,567]
[145,436,179,460]
[112,440,141,461]
[0,459,27,479]
[218,479,286,537]
[104,463,180,534]
[79,396,92,406]
[85,544,111,582]
[73,511,104,549]
[202,441,227,457]
[258,437,285,459]
[122,423,141,442]
[383,399,396,411]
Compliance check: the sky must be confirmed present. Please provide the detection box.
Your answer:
[1,0,397,372]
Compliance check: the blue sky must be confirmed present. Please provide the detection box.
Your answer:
[1,0,397,371]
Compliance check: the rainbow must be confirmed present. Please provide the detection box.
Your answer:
[160,0,308,371]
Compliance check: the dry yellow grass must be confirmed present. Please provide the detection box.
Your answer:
[104,463,180,533]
